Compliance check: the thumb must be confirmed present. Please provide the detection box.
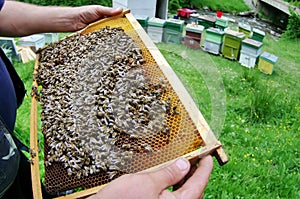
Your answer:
[146,158,191,190]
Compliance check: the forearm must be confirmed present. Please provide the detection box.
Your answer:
[0,1,86,36]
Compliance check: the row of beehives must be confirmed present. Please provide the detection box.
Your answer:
[201,27,278,75]
[136,15,278,75]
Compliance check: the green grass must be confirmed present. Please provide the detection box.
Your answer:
[13,60,46,180]
[156,35,300,198]
[13,33,299,198]
[191,0,250,13]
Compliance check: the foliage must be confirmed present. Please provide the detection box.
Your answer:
[282,8,300,39]
[168,0,249,14]
[190,0,249,13]
[168,0,182,13]
[283,0,300,7]
[18,0,112,7]
[168,0,192,13]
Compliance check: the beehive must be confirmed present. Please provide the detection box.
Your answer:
[241,38,263,56]
[239,38,263,68]
[147,18,166,43]
[205,28,224,44]
[165,19,184,32]
[189,13,200,23]
[239,51,258,68]
[184,24,204,49]
[204,28,224,55]
[204,40,222,55]
[42,33,59,44]
[252,28,265,42]
[198,15,216,29]
[258,52,278,74]
[215,16,229,30]
[163,19,184,44]
[163,29,183,44]
[186,24,204,36]
[222,29,246,60]
[238,23,252,38]
[30,10,227,199]
[19,34,45,51]
[135,15,149,32]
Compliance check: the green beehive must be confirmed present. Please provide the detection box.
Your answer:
[135,15,149,32]
[148,18,166,28]
[258,52,278,74]
[163,19,184,44]
[215,16,229,30]
[251,28,265,42]
[198,15,216,29]
[163,29,182,44]
[238,23,252,38]
[148,18,166,43]
[205,28,225,44]
[165,19,184,32]
[222,29,246,60]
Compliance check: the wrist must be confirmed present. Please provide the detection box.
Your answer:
[47,6,84,32]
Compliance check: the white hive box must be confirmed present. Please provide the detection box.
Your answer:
[241,38,263,56]
[113,0,168,19]
[204,40,222,55]
[239,51,258,68]
[19,34,45,51]
[239,38,263,68]
[147,18,166,43]
[43,33,59,44]
[0,37,20,61]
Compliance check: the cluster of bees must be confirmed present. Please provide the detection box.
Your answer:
[35,27,179,179]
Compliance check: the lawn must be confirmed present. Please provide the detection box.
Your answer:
[157,35,300,198]
[13,33,299,198]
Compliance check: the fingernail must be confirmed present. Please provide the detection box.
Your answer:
[176,158,188,171]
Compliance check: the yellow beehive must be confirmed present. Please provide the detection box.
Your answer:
[258,52,279,74]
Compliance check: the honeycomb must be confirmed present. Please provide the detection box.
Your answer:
[40,15,204,195]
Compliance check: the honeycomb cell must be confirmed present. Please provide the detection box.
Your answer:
[37,16,204,195]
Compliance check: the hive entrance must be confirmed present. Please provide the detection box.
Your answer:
[35,19,203,194]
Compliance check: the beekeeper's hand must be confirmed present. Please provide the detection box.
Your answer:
[0,1,122,36]
[90,155,213,199]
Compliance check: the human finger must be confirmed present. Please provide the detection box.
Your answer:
[173,163,197,191]
[95,6,123,18]
[173,156,213,199]
[145,158,191,191]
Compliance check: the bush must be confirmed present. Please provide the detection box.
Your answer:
[283,0,300,7]
[283,8,300,39]
[168,0,192,13]
[168,0,181,13]
[190,0,249,13]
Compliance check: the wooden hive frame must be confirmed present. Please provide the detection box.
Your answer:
[30,10,228,199]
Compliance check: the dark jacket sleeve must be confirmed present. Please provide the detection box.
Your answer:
[0,117,20,197]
